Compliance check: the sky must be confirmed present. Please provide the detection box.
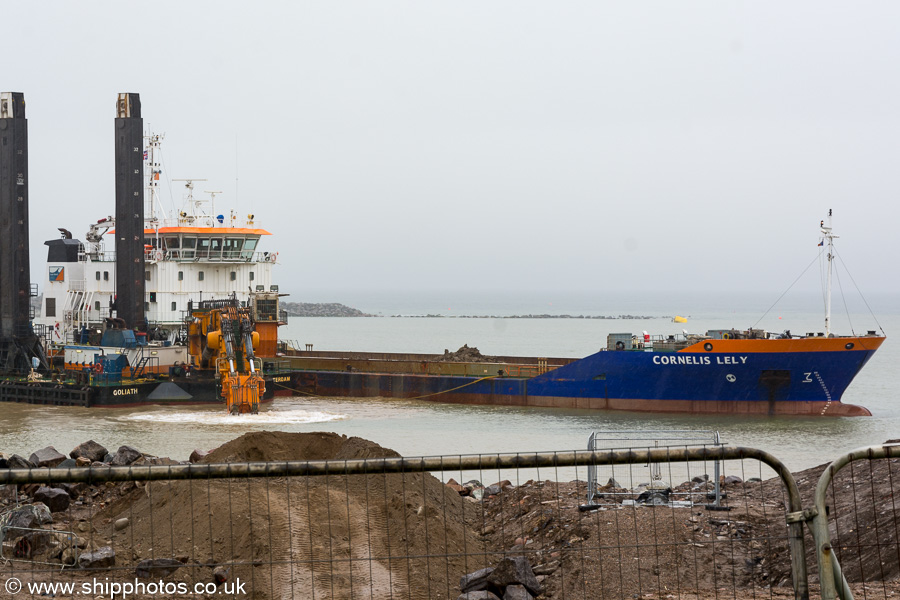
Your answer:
[5,2,900,302]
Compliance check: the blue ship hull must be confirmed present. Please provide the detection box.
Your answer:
[267,334,883,416]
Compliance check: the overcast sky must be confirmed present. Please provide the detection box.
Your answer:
[6,2,900,300]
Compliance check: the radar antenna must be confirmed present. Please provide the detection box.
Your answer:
[172,178,208,221]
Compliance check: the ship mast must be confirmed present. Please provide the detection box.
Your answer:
[821,209,838,337]
[145,133,165,226]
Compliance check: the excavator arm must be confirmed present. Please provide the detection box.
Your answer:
[207,306,266,414]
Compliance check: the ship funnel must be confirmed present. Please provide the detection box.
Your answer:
[0,92,48,373]
[114,92,146,331]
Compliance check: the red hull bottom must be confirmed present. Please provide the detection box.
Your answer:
[297,387,871,417]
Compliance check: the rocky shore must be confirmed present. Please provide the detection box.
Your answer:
[1,434,897,600]
[280,301,661,320]
[282,301,375,317]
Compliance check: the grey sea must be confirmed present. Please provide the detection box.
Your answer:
[2,290,896,473]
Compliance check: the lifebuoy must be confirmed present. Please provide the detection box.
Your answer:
[154,250,164,261]
[93,362,103,375]
[615,341,625,350]
[722,333,732,340]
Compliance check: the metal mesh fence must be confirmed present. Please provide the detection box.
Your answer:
[0,447,807,600]
[810,443,900,600]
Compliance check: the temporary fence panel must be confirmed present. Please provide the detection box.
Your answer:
[809,443,900,600]
[0,446,807,600]
[584,430,724,507]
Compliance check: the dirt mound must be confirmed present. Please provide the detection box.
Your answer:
[757,450,900,585]
[440,344,500,363]
[201,431,401,463]
[94,432,485,599]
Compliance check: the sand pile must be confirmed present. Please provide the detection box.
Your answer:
[96,432,485,599]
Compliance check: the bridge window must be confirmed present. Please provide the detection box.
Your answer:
[181,237,196,259]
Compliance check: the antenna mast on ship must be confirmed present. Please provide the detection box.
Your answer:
[145,133,166,226]
[172,178,208,223]
[821,209,838,337]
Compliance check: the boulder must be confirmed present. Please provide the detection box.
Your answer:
[19,483,42,496]
[484,484,502,497]
[75,457,92,467]
[33,487,71,512]
[486,557,542,596]
[1,503,53,531]
[724,475,743,485]
[189,449,210,463]
[462,480,483,492]
[0,452,8,468]
[503,585,534,600]
[7,454,34,469]
[457,592,501,600]
[114,518,130,531]
[460,567,495,593]
[70,440,108,463]
[29,447,67,468]
[16,529,54,558]
[447,482,467,495]
[56,458,78,469]
[636,489,670,505]
[78,546,115,569]
[110,446,142,466]
[135,557,184,579]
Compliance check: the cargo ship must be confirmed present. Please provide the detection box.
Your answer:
[267,212,884,417]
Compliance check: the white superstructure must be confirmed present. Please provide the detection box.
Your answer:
[38,134,278,345]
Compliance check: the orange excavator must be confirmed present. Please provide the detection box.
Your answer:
[188,298,265,414]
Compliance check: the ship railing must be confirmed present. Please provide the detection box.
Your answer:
[81,250,116,262]
[145,249,277,263]
[585,430,724,508]
[502,361,557,377]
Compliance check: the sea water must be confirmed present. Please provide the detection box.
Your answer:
[0,290,896,474]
